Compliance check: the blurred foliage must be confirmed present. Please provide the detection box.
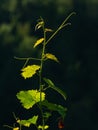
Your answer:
[0,0,98,130]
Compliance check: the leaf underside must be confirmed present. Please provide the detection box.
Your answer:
[43,78,67,101]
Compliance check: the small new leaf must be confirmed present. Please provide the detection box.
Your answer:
[45,53,59,62]
[33,38,44,48]
[45,28,53,32]
[38,125,49,129]
[43,112,51,119]
[21,65,40,79]
[35,21,44,31]
[44,78,67,101]
[19,116,38,127]
[16,89,45,109]
[13,127,19,130]
[19,120,30,127]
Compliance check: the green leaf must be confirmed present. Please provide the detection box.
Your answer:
[21,65,40,79]
[43,78,67,101]
[19,120,30,127]
[19,115,38,127]
[16,89,45,109]
[43,112,51,119]
[42,100,67,119]
[33,38,44,48]
[45,53,59,62]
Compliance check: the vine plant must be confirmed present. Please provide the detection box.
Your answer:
[4,12,75,130]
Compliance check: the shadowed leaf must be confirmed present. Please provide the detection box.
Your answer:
[42,100,67,119]
[44,78,67,101]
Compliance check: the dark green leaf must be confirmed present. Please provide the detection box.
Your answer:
[43,78,67,101]
[42,100,67,119]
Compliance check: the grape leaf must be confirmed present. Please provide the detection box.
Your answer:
[42,100,67,119]
[43,78,67,101]
[21,65,40,79]
[16,89,45,109]
[45,53,59,62]
[19,115,38,127]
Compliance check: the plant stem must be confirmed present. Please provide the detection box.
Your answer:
[39,18,46,130]
[14,56,41,61]
[45,12,76,45]
[38,13,75,130]
[3,125,13,129]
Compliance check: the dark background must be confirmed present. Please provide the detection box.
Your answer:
[0,0,98,130]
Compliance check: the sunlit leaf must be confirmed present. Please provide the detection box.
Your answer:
[21,65,40,79]
[45,53,59,62]
[19,115,38,127]
[33,38,44,48]
[38,125,49,129]
[13,127,19,130]
[43,78,66,101]
[42,100,67,119]
[20,120,30,127]
[16,89,45,109]
[16,119,20,123]
[28,116,38,125]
